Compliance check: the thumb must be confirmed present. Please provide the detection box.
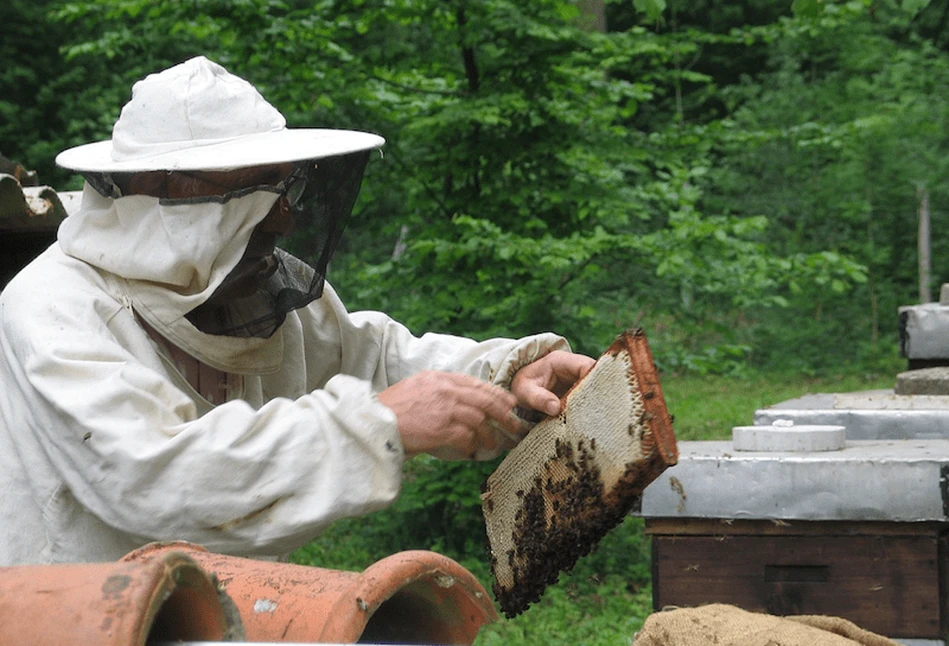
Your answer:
[518,381,562,417]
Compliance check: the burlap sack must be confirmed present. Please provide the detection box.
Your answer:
[633,604,901,646]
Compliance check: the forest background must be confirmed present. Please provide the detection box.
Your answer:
[3,0,946,643]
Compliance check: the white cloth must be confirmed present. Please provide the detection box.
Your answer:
[0,186,569,565]
[56,56,385,173]
[0,245,567,564]
[58,184,287,373]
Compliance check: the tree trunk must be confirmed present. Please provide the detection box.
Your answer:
[919,184,932,303]
[576,0,607,32]
[866,181,879,345]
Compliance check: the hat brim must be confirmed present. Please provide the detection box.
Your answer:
[55,128,385,173]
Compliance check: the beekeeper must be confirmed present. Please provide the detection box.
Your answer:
[0,57,594,565]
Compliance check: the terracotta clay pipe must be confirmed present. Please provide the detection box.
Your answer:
[0,550,243,645]
[123,541,498,644]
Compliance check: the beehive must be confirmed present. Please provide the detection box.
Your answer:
[481,329,678,617]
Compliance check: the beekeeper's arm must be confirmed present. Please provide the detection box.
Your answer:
[0,268,403,557]
[310,283,592,461]
[378,352,594,458]
[3,268,580,555]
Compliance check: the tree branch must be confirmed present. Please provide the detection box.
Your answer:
[367,73,464,97]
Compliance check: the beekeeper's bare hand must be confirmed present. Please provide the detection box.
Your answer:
[511,351,596,417]
[378,371,520,459]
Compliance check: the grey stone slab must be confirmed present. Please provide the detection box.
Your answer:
[896,367,949,395]
[637,439,949,521]
[754,390,949,440]
[900,303,949,359]
[732,424,846,452]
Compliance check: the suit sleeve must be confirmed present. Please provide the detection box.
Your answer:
[0,270,405,556]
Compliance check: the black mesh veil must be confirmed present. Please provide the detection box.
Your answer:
[185,150,372,337]
[83,150,372,338]
[282,149,373,307]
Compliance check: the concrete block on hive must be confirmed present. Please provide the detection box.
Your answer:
[894,366,949,395]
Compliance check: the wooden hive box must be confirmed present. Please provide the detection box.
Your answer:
[647,518,949,640]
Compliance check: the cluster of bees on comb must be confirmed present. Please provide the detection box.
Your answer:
[485,432,647,617]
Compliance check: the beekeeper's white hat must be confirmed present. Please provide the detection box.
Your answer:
[56,56,384,173]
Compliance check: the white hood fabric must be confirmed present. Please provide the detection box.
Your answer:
[58,183,287,373]
[0,190,569,565]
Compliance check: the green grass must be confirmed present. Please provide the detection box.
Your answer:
[661,366,900,441]
[475,574,652,646]
[471,515,652,646]
[291,364,905,645]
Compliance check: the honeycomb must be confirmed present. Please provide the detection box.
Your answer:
[481,329,678,617]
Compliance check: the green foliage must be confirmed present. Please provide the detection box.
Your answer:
[0,0,99,187]
[9,0,913,373]
[633,0,668,23]
[3,6,945,644]
[379,456,497,555]
[700,1,949,368]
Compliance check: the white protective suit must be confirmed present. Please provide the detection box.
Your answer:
[0,183,567,565]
